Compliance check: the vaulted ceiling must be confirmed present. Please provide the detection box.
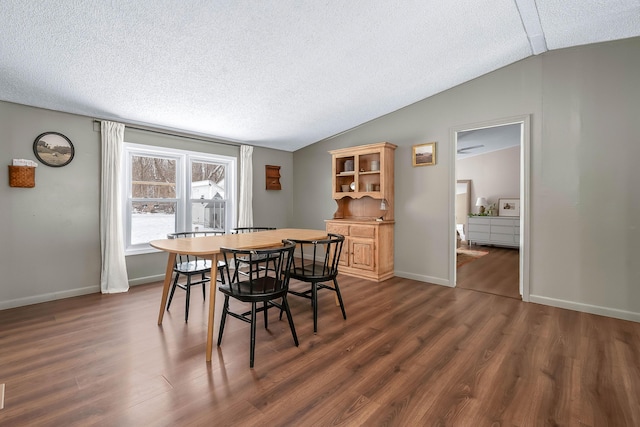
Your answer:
[1,1,638,151]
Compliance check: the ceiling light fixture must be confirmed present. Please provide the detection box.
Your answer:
[514,0,548,55]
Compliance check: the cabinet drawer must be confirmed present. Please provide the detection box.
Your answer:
[469,224,490,233]
[327,223,350,236]
[491,225,513,234]
[350,225,376,239]
[491,218,517,226]
[469,217,491,225]
[469,232,490,241]
[491,233,514,243]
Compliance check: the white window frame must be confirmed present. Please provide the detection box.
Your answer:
[122,142,237,255]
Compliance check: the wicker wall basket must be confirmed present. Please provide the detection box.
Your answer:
[9,165,36,188]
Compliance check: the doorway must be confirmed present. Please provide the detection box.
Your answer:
[450,116,530,301]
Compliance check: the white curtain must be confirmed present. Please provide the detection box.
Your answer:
[100,121,129,293]
[238,145,253,228]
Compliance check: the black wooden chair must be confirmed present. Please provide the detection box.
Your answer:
[231,227,277,275]
[286,233,346,333]
[217,240,297,368]
[166,231,225,322]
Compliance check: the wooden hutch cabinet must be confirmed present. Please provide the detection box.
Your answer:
[325,142,396,282]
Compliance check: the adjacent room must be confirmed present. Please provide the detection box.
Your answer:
[456,123,522,299]
[1,1,639,425]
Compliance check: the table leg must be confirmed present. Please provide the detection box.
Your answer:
[206,254,219,362]
[157,252,176,325]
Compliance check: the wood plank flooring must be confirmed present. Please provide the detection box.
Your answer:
[457,243,521,299]
[1,273,639,426]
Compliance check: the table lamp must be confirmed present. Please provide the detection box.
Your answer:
[476,197,488,214]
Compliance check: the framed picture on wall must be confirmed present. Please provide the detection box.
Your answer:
[412,142,436,166]
[33,132,75,167]
[498,198,520,217]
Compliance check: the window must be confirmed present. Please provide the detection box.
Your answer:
[122,143,236,255]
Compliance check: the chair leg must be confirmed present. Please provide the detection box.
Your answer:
[185,276,191,322]
[250,303,257,368]
[217,295,230,346]
[166,273,179,311]
[333,277,347,320]
[282,297,299,346]
[201,272,206,300]
[263,301,268,328]
[312,282,318,334]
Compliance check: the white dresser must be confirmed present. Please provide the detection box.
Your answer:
[467,216,520,248]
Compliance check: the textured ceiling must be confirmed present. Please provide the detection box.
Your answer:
[457,124,522,159]
[1,1,639,151]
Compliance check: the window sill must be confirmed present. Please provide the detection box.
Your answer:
[125,246,162,256]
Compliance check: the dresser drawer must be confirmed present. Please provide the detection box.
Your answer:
[469,231,490,241]
[469,217,491,225]
[491,225,513,235]
[491,233,514,243]
[469,223,490,233]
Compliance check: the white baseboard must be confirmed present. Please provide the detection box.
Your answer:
[0,285,100,311]
[128,274,166,287]
[393,270,452,287]
[529,295,640,323]
[0,274,168,310]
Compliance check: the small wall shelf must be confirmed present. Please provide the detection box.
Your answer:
[265,165,281,190]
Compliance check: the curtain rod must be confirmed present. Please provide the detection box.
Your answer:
[93,119,242,148]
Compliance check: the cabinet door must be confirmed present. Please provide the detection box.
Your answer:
[337,238,350,267]
[350,238,375,271]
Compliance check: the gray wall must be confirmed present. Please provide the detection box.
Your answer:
[0,102,294,307]
[1,102,102,308]
[292,37,640,322]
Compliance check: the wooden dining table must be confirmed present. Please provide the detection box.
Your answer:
[150,228,328,362]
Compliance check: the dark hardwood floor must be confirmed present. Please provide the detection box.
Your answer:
[457,243,521,299]
[1,273,639,426]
